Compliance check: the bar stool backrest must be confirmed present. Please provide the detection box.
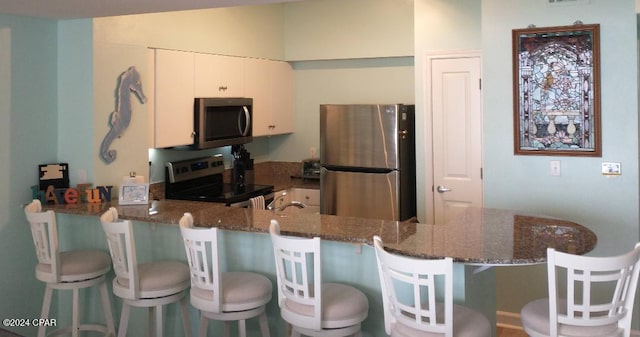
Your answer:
[179,213,223,312]
[269,220,322,331]
[24,200,60,283]
[546,244,640,336]
[373,235,453,337]
[99,207,139,300]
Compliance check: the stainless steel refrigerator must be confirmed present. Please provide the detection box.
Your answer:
[320,104,416,221]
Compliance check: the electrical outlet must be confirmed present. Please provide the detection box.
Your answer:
[309,147,317,158]
[550,160,561,176]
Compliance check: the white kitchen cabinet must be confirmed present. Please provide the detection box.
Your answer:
[247,59,295,137]
[151,49,195,148]
[150,49,292,148]
[270,61,295,135]
[194,53,245,98]
[245,58,272,137]
[289,188,319,206]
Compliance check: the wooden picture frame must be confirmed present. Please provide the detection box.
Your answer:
[119,183,149,205]
[512,23,601,156]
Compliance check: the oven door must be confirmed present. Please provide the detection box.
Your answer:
[228,191,274,208]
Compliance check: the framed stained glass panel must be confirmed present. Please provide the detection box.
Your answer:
[512,24,601,156]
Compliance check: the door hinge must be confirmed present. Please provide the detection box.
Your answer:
[479,78,482,90]
[480,167,483,179]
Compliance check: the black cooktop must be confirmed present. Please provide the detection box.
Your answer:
[168,182,273,204]
[164,156,273,205]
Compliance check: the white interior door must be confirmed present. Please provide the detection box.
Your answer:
[430,55,483,224]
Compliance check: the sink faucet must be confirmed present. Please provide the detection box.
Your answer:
[267,192,307,211]
[267,192,287,210]
[277,201,307,211]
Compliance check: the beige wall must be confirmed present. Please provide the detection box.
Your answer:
[92,0,415,186]
[283,0,414,60]
[94,5,287,59]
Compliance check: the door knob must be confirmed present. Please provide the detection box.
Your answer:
[436,185,452,193]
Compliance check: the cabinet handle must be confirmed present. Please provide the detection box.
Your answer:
[218,86,228,91]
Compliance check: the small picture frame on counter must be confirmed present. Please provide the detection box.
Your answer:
[119,183,150,205]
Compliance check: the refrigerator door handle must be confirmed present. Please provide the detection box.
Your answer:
[436,185,452,193]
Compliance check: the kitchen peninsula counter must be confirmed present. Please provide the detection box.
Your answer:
[43,200,596,265]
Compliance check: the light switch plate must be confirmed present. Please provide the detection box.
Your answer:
[602,162,621,176]
[550,160,561,176]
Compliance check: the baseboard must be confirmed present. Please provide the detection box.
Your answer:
[497,311,525,330]
[496,311,640,336]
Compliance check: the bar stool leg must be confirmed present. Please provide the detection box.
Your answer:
[147,307,154,337]
[38,286,53,337]
[180,296,192,337]
[223,321,231,337]
[238,320,246,337]
[72,288,79,337]
[155,305,163,337]
[118,303,131,337]
[198,312,208,337]
[258,312,270,337]
[99,282,116,334]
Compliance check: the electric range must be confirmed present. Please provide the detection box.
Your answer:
[165,155,274,207]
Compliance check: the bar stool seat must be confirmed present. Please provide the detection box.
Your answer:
[36,250,111,282]
[25,199,115,337]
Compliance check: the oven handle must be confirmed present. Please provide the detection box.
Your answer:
[228,191,275,208]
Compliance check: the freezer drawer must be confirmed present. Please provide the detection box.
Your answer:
[321,168,401,221]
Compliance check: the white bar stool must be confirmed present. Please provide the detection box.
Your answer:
[521,244,640,337]
[269,219,369,337]
[373,235,491,337]
[100,207,192,337]
[180,212,272,337]
[24,199,115,337]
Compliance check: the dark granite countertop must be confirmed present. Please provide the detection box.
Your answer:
[42,200,596,265]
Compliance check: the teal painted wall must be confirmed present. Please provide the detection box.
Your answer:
[58,19,94,184]
[0,14,59,337]
[480,0,640,323]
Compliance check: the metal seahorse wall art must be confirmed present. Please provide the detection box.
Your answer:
[100,66,147,164]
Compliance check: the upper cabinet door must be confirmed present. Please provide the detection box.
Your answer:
[194,53,245,97]
[245,58,272,137]
[270,61,295,135]
[153,49,195,148]
[246,59,295,137]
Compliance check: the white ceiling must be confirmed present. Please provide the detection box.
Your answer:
[0,0,299,19]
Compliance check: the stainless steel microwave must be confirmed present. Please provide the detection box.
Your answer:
[193,97,252,149]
